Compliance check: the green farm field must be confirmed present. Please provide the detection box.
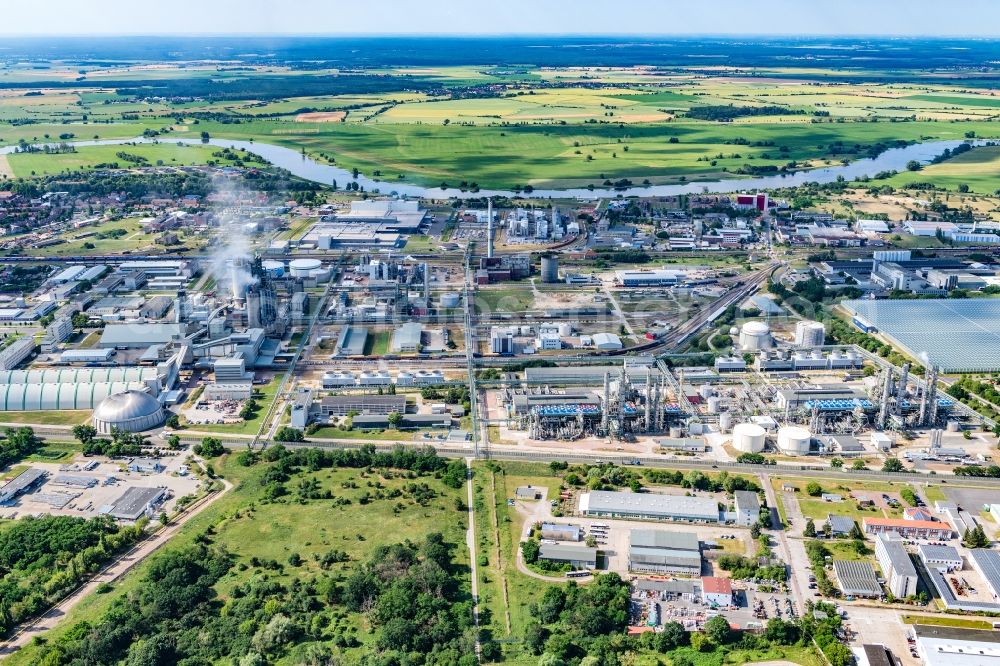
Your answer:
[5,66,1000,190]
[884,144,1000,194]
[6,141,223,177]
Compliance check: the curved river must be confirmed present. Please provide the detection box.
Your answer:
[1,136,980,199]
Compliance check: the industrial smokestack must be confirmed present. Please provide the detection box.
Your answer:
[422,262,429,304]
[928,366,940,425]
[487,198,494,259]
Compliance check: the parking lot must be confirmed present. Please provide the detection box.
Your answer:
[0,454,201,521]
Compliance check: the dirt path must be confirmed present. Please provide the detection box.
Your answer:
[0,479,232,655]
[464,458,481,658]
[0,155,13,180]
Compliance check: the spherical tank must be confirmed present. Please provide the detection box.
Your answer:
[776,426,812,456]
[732,423,766,453]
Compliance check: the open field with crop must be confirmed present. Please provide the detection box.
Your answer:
[6,142,224,177]
[884,144,1000,194]
[3,64,1000,189]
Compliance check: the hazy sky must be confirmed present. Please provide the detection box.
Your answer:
[2,0,999,37]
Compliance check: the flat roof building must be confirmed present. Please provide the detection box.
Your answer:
[0,468,47,505]
[628,529,702,574]
[843,299,1000,373]
[391,322,423,353]
[0,338,36,371]
[99,323,187,349]
[540,523,581,541]
[701,576,733,606]
[969,549,1000,602]
[826,514,858,536]
[580,490,720,523]
[319,394,406,417]
[733,490,760,527]
[832,560,882,598]
[334,325,368,357]
[615,269,686,287]
[914,625,1000,666]
[203,382,254,401]
[863,517,952,540]
[103,486,167,521]
[875,533,918,598]
[918,544,963,572]
[538,543,598,569]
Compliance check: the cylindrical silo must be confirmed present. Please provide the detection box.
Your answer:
[777,426,812,456]
[699,385,714,400]
[541,256,560,283]
[718,411,733,433]
[794,320,826,348]
[707,396,722,414]
[732,423,766,453]
[739,321,772,351]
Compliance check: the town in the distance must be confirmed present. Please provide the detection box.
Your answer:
[1,33,1000,666]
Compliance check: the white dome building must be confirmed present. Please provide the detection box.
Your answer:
[739,321,772,351]
[92,390,165,434]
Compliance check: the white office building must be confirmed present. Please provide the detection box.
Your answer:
[875,533,918,599]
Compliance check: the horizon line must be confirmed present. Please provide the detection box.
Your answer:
[1,32,999,39]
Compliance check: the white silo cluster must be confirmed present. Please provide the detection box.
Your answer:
[794,320,826,348]
[739,321,772,351]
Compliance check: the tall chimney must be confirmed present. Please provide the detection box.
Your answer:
[487,198,494,259]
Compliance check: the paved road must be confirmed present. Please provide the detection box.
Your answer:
[196,436,1000,489]
[761,473,806,617]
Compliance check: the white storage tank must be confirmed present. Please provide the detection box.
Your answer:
[689,421,704,435]
[289,258,322,278]
[669,425,683,438]
[440,292,461,308]
[732,423,766,453]
[794,320,826,347]
[718,411,733,433]
[777,426,812,456]
[558,323,573,336]
[739,321,772,351]
[707,396,722,414]
[699,385,714,400]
